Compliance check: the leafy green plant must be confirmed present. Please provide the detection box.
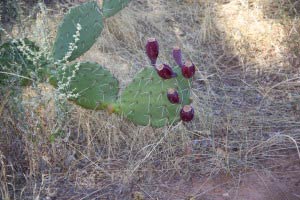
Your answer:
[0,0,196,127]
[0,38,45,85]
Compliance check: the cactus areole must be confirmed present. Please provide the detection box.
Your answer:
[146,38,159,66]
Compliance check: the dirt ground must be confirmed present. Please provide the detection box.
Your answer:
[1,0,300,199]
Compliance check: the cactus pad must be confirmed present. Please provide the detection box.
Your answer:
[119,67,191,127]
[52,1,103,62]
[102,0,131,18]
[56,62,119,110]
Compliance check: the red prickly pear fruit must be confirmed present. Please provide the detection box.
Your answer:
[167,88,180,104]
[156,64,177,79]
[173,46,183,67]
[146,38,159,66]
[180,105,194,122]
[181,60,196,79]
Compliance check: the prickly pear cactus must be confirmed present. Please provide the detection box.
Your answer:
[102,0,131,18]
[119,67,191,127]
[55,62,119,110]
[52,1,103,62]
[1,0,193,128]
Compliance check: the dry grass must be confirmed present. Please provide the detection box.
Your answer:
[217,0,287,69]
[1,0,300,199]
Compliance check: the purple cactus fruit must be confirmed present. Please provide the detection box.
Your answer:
[173,46,183,67]
[181,60,196,79]
[156,64,177,79]
[180,105,194,122]
[167,88,180,104]
[146,38,159,66]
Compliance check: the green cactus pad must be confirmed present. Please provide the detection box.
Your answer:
[102,0,131,18]
[56,62,119,110]
[52,1,103,62]
[0,38,40,85]
[119,67,191,127]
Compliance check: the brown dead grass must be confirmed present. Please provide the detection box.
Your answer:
[1,0,300,199]
[216,0,287,70]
